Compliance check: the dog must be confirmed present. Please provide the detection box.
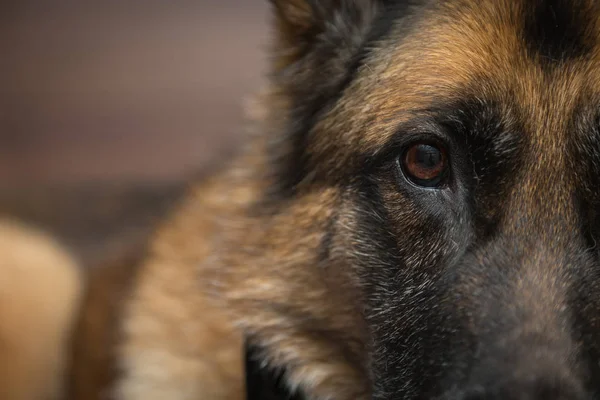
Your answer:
[6,0,600,399]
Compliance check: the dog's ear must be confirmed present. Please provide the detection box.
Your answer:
[265,0,381,196]
[268,0,378,88]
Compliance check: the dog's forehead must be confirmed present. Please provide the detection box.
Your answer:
[315,0,600,157]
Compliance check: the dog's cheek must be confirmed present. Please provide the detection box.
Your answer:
[337,179,471,398]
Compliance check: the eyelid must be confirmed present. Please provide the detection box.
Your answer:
[372,119,453,166]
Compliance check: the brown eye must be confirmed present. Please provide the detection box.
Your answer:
[400,142,448,187]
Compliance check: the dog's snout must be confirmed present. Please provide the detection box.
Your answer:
[444,237,593,400]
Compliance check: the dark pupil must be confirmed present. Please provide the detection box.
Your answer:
[415,144,441,169]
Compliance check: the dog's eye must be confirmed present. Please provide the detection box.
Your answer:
[399,142,448,187]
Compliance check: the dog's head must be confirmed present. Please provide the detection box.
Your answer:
[241,0,600,398]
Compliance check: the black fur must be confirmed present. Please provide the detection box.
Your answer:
[351,174,463,398]
[522,0,596,62]
[246,343,306,400]
[434,96,526,241]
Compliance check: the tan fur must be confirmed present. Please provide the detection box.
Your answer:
[112,179,248,400]
[72,146,370,399]
[0,219,82,400]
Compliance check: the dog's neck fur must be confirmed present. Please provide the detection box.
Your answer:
[245,343,306,400]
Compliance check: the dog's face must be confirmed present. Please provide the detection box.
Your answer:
[254,0,600,398]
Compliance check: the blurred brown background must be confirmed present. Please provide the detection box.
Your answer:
[1,1,270,265]
[2,0,268,186]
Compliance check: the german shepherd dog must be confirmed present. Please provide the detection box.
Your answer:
[7,0,600,399]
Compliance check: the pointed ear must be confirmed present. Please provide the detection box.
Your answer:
[268,0,379,87]
[264,0,381,196]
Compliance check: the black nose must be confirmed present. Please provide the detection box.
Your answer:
[456,377,588,400]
